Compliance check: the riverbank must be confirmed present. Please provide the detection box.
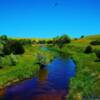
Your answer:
[1,55,75,100]
[0,45,55,89]
[64,38,100,99]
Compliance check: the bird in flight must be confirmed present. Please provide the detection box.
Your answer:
[54,2,59,7]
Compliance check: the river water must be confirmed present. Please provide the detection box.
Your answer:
[3,58,76,100]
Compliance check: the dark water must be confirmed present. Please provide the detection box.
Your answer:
[3,58,76,100]
[48,58,76,90]
[41,46,49,51]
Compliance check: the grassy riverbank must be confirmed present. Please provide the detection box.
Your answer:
[65,35,100,100]
[0,45,55,89]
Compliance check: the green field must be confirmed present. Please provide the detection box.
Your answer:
[65,35,100,99]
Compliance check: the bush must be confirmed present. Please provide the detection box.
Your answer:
[95,50,100,59]
[2,40,25,55]
[0,57,3,68]
[0,35,8,41]
[80,35,84,38]
[0,35,8,45]
[38,40,46,44]
[2,44,12,55]
[19,39,33,45]
[47,40,53,44]
[53,34,70,44]
[53,34,71,48]
[11,41,25,55]
[90,40,100,45]
[9,54,17,66]
[84,45,92,54]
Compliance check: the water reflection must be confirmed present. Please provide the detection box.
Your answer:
[47,58,76,90]
[4,58,76,100]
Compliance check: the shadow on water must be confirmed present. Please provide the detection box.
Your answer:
[2,57,76,100]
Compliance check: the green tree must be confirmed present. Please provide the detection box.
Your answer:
[80,35,84,38]
[2,40,25,55]
[84,45,92,54]
[53,34,71,48]
[0,35,8,45]
[11,41,25,55]
[2,44,12,55]
[90,40,100,45]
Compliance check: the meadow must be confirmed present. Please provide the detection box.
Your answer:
[65,36,100,99]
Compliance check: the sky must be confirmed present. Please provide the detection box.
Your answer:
[0,0,100,38]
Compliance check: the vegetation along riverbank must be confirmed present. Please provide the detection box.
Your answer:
[0,34,100,100]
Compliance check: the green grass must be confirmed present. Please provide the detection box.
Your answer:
[0,45,55,88]
[63,35,100,100]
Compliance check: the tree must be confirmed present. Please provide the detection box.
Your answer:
[84,45,92,54]
[36,53,47,69]
[0,35,8,45]
[90,40,100,45]
[0,35,8,41]
[2,45,11,55]
[53,34,70,44]
[47,40,53,44]
[11,41,25,55]
[2,41,12,55]
[80,35,84,38]
[53,34,71,48]
[38,40,46,44]
[2,40,25,55]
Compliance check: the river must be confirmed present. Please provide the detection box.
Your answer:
[3,57,76,100]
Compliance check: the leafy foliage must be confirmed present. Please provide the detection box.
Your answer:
[2,40,25,55]
[90,40,100,45]
[11,41,25,55]
[0,35,8,45]
[80,35,84,38]
[84,45,93,54]
[2,43,12,55]
[53,34,71,48]
[95,50,100,59]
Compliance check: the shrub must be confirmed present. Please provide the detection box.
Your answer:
[0,35,8,45]
[38,40,46,44]
[47,40,53,44]
[18,39,33,45]
[9,54,18,66]
[36,53,47,65]
[53,34,71,48]
[53,34,71,44]
[84,45,92,54]
[0,51,4,57]
[0,57,3,68]
[0,35,8,41]
[11,41,25,55]
[2,40,25,55]
[2,44,12,55]
[74,38,78,40]
[90,40,100,45]
[80,35,84,38]
[95,50,100,59]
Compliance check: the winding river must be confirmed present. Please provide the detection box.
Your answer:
[1,47,76,100]
[3,57,76,100]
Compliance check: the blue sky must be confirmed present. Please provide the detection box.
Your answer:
[0,0,100,38]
